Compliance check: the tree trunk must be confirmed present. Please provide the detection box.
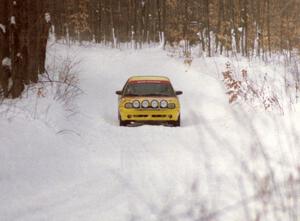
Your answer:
[0,0,10,97]
[205,0,211,57]
[0,0,50,98]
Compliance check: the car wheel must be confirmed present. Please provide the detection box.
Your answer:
[173,115,181,127]
[119,114,128,126]
[119,120,129,127]
[119,120,129,126]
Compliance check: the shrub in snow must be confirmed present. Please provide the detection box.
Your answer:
[251,167,300,221]
[285,59,300,105]
[222,63,242,104]
[40,56,82,108]
[0,53,82,128]
[222,63,283,113]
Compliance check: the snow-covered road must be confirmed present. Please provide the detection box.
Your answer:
[1,44,300,221]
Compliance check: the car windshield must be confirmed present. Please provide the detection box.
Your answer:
[123,82,175,97]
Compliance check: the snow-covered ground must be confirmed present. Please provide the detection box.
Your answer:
[1,43,300,221]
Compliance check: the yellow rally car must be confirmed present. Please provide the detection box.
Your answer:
[116,76,183,127]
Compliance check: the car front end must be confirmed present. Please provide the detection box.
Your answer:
[116,76,182,126]
[118,97,180,124]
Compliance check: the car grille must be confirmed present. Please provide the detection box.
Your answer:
[152,115,167,118]
[130,114,168,118]
[133,115,148,118]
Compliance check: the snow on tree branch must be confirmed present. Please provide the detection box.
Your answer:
[0,24,6,33]
[10,16,16,25]
[2,57,11,68]
[45,12,51,23]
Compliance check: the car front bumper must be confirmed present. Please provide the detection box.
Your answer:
[119,108,180,122]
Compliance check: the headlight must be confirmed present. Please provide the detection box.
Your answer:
[160,100,168,108]
[151,100,159,108]
[124,102,133,109]
[168,103,176,109]
[132,100,140,108]
[141,100,150,108]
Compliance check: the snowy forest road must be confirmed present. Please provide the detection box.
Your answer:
[57,45,248,220]
[1,44,299,221]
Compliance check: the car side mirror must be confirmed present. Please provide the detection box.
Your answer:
[116,90,122,95]
[176,91,183,95]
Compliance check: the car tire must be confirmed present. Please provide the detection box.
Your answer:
[119,120,128,127]
[173,115,181,127]
[119,120,129,126]
[119,114,128,126]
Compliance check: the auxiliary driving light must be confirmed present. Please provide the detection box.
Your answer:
[160,100,168,108]
[142,100,150,108]
[132,100,140,108]
[151,100,159,108]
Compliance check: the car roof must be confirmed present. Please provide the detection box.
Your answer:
[128,76,170,82]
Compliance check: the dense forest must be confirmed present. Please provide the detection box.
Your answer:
[1,0,300,98]
[49,0,300,56]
